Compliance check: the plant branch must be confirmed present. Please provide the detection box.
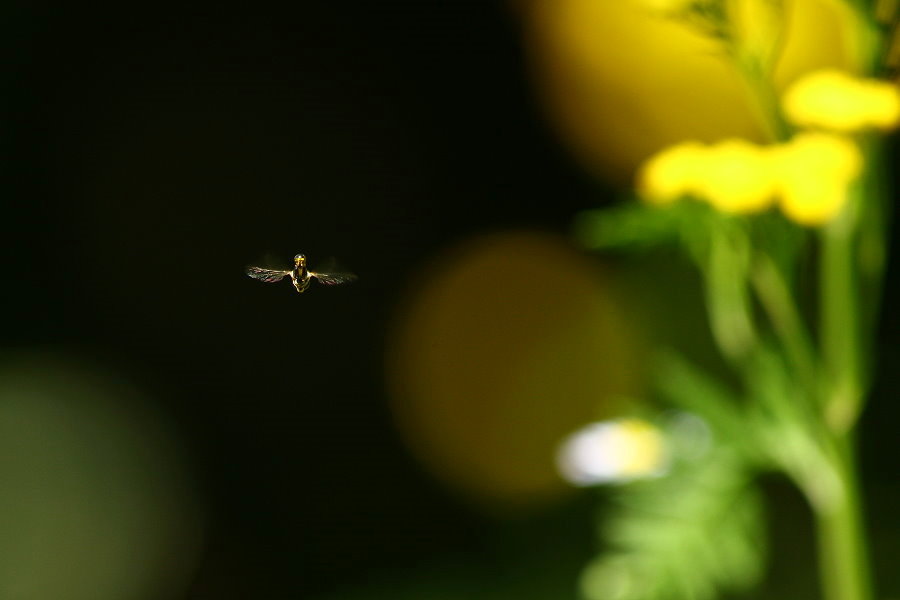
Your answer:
[816,435,872,600]
[750,253,819,399]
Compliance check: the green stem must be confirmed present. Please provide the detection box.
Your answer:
[856,137,890,380]
[816,157,880,600]
[846,4,887,74]
[705,221,756,362]
[820,204,863,433]
[738,56,792,142]
[751,253,818,397]
[816,435,872,600]
[813,8,887,600]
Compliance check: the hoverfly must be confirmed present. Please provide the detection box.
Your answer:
[246,254,357,294]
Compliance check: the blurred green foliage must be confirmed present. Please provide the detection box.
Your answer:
[0,354,201,600]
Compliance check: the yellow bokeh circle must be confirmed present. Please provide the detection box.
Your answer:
[386,232,642,511]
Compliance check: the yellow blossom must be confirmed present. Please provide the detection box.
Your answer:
[693,139,777,214]
[773,133,862,225]
[639,139,776,214]
[637,141,708,205]
[783,69,900,131]
[638,133,864,226]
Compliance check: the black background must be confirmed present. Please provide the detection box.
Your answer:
[5,2,900,599]
[4,2,598,598]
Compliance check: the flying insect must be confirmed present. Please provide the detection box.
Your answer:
[246,254,356,294]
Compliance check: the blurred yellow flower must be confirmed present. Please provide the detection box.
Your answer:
[774,132,862,225]
[557,418,668,485]
[637,141,708,204]
[783,69,900,131]
[638,132,861,226]
[639,138,776,213]
[520,0,855,181]
[693,139,777,214]
[636,0,695,13]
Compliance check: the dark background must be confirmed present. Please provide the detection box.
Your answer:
[5,2,900,599]
[4,2,599,598]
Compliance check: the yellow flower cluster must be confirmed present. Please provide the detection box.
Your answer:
[774,133,862,225]
[784,69,900,132]
[637,70,898,225]
[638,134,861,225]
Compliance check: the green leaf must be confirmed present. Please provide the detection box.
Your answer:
[573,200,711,252]
[580,455,765,600]
[653,351,751,455]
[742,343,841,509]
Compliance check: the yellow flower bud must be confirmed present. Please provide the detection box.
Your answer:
[774,133,862,225]
[637,141,708,205]
[694,139,777,214]
[638,139,776,214]
[783,69,900,131]
[636,132,864,226]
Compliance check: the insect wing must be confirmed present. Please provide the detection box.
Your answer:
[310,271,357,286]
[246,266,290,283]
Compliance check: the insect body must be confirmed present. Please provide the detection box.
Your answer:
[246,254,356,293]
